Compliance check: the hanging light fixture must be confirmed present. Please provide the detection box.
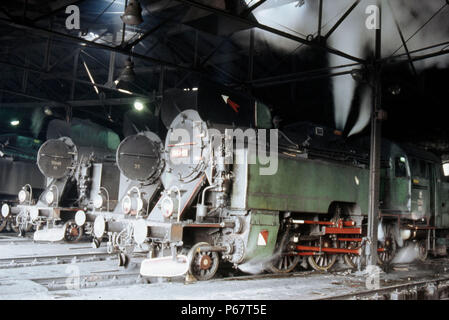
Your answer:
[350,69,365,82]
[118,57,136,83]
[134,100,144,111]
[121,0,143,25]
[44,106,53,116]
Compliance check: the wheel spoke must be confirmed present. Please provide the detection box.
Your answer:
[278,258,283,269]
[189,243,219,280]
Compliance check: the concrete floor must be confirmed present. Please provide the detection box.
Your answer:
[0,235,448,300]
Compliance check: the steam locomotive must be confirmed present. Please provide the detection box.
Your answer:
[90,131,164,265]
[8,82,449,281]
[0,134,45,232]
[98,85,449,280]
[11,136,121,242]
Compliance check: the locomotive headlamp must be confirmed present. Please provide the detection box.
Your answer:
[93,194,105,209]
[1,204,10,218]
[133,219,148,245]
[75,210,86,226]
[135,197,144,212]
[122,194,144,215]
[122,195,132,214]
[161,196,174,218]
[93,216,106,238]
[29,207,39,221]
[45,191,55,205]
[18,189,30,203]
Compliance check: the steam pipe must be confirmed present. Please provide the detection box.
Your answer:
[99,186,110,212]
[23,184,33,205]
[201,184,217,206]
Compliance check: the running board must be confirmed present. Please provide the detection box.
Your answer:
[33,227,65,242]
[140,255,189,277]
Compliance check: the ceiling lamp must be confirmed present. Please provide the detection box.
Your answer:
[44,106,53,116]
[350,69,366,83]
[118,58,136,83]
[10,120,20,126]
[134,100,145,111]
[121,0,143,25]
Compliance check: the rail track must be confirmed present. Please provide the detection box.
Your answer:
[31,270,146,291]
[1,232,448,299]
[320,275,449,300]
[0,233,33,244]
[0,251,116,269]
[216,270,317,282]
[0,238,34,244]
[32,266,314,292]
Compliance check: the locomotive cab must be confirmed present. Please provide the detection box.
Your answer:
[379,142,447,259]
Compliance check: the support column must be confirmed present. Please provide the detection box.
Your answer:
[156,65,165,117]
[70,48,80,100]
[367,2,382,266]
[317,0,323,38]
[248,28,254,82]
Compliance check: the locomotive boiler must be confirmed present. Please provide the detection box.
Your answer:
[91,131,164,263]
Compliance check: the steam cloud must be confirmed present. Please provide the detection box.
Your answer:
[248,0,449,134]
[392,243,420,264]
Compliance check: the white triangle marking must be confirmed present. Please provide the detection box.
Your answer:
[257,232,267,246]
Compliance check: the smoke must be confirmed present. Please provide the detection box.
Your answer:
[238,250,282,274]
[238,257,274,274]
[238,230,291,275]
[392,242,419,264]
[249,0,449,133]
[377,222,385,242]
[347,85,372,136]
[249,1,317,52]
[384,0,449,70]
[31,108,46,138]
[326,0,369,131]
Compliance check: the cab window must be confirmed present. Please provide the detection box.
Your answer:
[420,160,429,179]
[443,162,449,177]
[410,158,418,177]
[395,156,407,177]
